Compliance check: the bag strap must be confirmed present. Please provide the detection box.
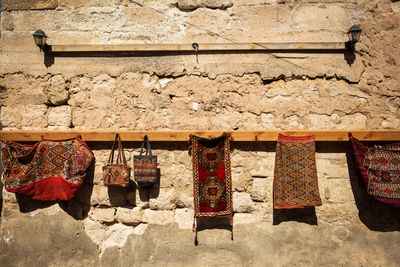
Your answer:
[108,134,119,164]
[139,135,152,157]
[116,133,128,165]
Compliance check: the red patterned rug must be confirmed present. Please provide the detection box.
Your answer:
[191,133,233,228]
[1,136,94,201]
[273,134,322,209]
[349,133,400,206]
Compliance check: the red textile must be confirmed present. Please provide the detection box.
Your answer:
[348,133,400,207]
[7,176,81,201]
[191,133,232,221]
[1,136,94,201]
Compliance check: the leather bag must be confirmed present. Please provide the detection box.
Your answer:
[134,135,158,185]
[103,133,131,187]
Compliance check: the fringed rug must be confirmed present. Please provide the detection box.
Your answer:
[191,133,233,229]
[273,134,322,209]
[349,133,400,206]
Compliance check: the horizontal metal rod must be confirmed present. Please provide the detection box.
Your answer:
[49,42,347,53]
[0,130,399,142]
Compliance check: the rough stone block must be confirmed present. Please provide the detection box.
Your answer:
[90,185,133,207]
[174,208,194,229]
[8,90,48,107]
[1,104,48,129]
[382,117,400,129]
[149,188,175,210]
[231,168,251,192]
[174,194,193,208]
[132,223,148,235]
[248,157,274,178]
[0,106,21,128]
[89,207,116,223]
[115,207,142,226]
[1,0,58,10]
[45,75,70,106]
[142,210,174,225]
[323,178,354,204]
[82,218,107,245]
[316,159,350,179]
[250,178,269,202]
[47,106,72,130]
[72,108,108,129]
[100,223,135,254]
[233,192,254,213]
[260,113,275,129]
[21,105,48,129]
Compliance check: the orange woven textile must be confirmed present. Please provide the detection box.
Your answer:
[273,134,322,209]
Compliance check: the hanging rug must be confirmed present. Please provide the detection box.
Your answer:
[191,133,233,223]
[273,134,322,209]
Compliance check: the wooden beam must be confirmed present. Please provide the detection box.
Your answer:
[50,42,347,53]
[0,130,399,142]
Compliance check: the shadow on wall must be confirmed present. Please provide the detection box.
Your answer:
[106,172,161,206]
[195,216,233,245]
[273,207,318,226]
[346,143,400,232]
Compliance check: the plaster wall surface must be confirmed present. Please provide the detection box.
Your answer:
[0,0,400,266]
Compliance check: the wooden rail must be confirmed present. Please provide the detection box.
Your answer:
[0,130,399,142]
[50,42,347,53]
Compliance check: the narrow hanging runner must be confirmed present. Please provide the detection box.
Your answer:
[191,133,233,230]
[273,134,322,209]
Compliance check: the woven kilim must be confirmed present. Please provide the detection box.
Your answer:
[349,133,400,206]
[134,135,157,185]
[273,134,322,209]
[1,136,94,201]
[191,133,233,226]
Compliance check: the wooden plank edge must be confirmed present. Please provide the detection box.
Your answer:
[50,42,347,53]
[1,130,400,142]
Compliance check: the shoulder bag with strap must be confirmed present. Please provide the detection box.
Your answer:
[134,135,158,185]
[103,133,131,187]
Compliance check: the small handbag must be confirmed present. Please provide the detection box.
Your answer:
[103,133,131,187]
[134,135,158,185]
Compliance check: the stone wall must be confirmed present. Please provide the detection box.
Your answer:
[1,0,400,266]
